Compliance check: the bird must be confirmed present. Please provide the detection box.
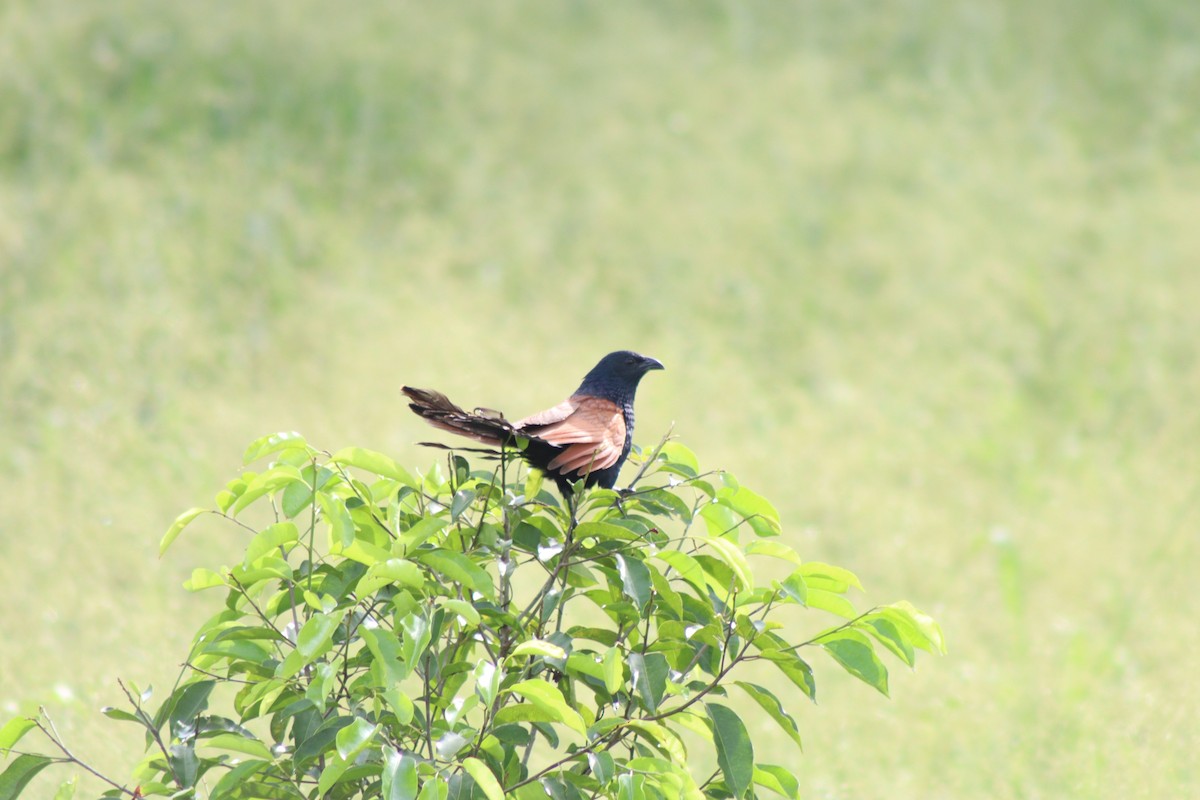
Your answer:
[403,351,664,496]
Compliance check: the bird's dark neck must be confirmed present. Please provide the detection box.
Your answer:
[575,375,638,408]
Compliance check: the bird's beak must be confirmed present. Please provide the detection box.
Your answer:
[643,356,665,371]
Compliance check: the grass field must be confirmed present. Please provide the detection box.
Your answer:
[2,0,1199,796]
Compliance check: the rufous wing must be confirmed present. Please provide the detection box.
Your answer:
[517,395,625,476]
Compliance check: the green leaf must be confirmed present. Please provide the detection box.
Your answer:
[509,640,568,661]
[627,652,669,714]
[335,717,378,761]
[358,558,425,597]
[804,587,857,618]
[0,718,35,754]
[753,645,817,701]
[820,629,889,695]
[317,756,351,797]
[753,764,800,799]
[653,550,711,597]
[210,760,268,799]
[615,554,652,612]
[733,681,802,749]
[439,599,482,627]
[231,464,306,516]
[474,662,502,706]
[587,751,616,784]
[573,521,642,543]
[658,442,700,475]
[244,521,299,566]
[720,485,782,537]
[624,719,687,763]
[863,616,915,666]
[382,749,418,800]
[158,680,215,734]
[411,549,494,599]
[0,754,52,800]
[450,488,476,522]
[318,493,356,549]
[744,540,803,567]
[776,572,807,605]
[243,431,308,464]
[99,707,142,724]
[183,567,225,591]
[799,561,863,591]
[398,516,448,551]
[418,778,449,800]
[699,536,754,593]
[51,777,75,800]
[706,703,754,799]
[331,447,418,485]
[168,742,199,788]
[885,601,948,654]
[603,646,623,695]
[160,507,207,556]
[399,612,432,672]
[294,715,356,766]
[505,681,586,734]
[201,733,273,760]
[462,757,504,800]
[279,611,345,677]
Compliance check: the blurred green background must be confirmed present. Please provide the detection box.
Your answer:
[2,0,1199,796]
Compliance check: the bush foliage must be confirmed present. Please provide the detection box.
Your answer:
[1,433,942,799]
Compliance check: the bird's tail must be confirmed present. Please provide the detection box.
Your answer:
[401,386,515,447]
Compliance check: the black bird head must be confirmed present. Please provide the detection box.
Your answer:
[575,350,665,404]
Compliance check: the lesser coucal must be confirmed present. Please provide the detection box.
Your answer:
[403,351,664,495]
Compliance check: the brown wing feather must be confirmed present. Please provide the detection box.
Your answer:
[513,398,580,429]
[402,386,510,446]
[532,396,625,476]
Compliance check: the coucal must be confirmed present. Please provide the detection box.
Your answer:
[403,351,664,495]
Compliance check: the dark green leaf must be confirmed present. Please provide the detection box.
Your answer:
[587,751,615,784]
[0,754,53,800]
[450,489,476,522]
[627,652,669,714]
[156,680,215,735]
[168,742,199,788]
[615,554,652,612]
[820,629,889,695]
[706,703,754,799]
[294,716,356,766]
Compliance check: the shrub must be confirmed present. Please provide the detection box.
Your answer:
[0,432,943,799]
